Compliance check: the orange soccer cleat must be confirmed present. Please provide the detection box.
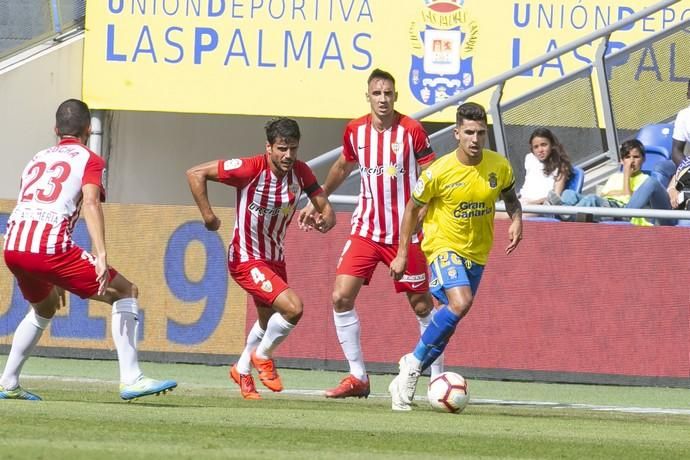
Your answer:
[250,352,283,392]
[229,364,261,400]
[325,374,370,399]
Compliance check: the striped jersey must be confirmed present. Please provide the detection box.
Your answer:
[4,138,105,255]
[343,112,435,244]
[218,154,322,263]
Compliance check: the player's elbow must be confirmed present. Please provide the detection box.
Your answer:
[185,166,201,182]
[185,167,207,189]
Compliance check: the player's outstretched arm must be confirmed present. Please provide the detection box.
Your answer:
[308,193,336,233]
[81,184,109,295]
[186,161,222,231]
[390,199,423,281]
[298,154,356,230]
[501,187,523,255]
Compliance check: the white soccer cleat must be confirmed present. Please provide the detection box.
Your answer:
[119,376,177,401]
[398,353,421,405]
[388,375,411,412]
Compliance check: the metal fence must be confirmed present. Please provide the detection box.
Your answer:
[493,6,690,193]
[607,20,690,141]
[311,0,688,220]
[500,66,605,190]
[0,0,84,59]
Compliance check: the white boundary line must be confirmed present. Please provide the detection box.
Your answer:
[23,375,690,415]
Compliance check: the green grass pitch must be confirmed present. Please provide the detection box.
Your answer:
[1,357,689,459]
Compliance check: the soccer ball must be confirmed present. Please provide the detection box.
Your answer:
[427,372,469,413]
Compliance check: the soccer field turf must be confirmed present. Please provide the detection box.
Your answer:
[1,357,689,459]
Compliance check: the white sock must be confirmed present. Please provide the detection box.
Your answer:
[417,311,445,379]
[334,309,367,381]
[255,313,295,359]
[111,298,143,385]
[237,321,265,374]
[0,309,50,389]
[405,353,422,372]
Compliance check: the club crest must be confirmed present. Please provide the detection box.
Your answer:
[408,0,479,106]
[261,280,273,293]
[488,172,498,189]
[223,159,242,171]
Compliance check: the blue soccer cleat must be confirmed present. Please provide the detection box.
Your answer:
[0,384,42,401]
[119,376,177,401]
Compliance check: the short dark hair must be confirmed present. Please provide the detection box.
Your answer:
[620,138,645,158]
[456,102,487,126]
[265,117,301,145]
[367,68,395,86]
[55,99,91,137]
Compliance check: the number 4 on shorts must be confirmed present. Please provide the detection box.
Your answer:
[250,267,266,285]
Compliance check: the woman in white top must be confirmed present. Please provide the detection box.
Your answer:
[519,128,573,205]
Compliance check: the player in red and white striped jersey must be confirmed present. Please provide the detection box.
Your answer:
[0,99,176,401]
[187,118,335,399]
[299,69,443,399]
[4,136,103,255]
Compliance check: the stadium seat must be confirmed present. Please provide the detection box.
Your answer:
[635,123,673,159]
[565,166,584,193]
[640,145,671,175]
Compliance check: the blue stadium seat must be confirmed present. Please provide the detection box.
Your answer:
[641,145,670,175]
[565,166,584,193]
[635,123,674,159]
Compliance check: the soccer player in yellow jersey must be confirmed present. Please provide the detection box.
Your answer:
[387,102,523,411]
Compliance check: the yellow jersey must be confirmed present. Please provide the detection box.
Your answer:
[413,149,515,265]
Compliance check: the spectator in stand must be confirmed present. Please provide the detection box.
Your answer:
[519,128,572,206]
[549,139,675,226]
[666,156,690,210]
[671,79,690,166]
[640,78,690,195]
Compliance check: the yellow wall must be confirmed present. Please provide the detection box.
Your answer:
[83,0,690,121]
[0,200,246,355]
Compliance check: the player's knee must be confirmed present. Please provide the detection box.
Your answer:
[113,282,138,301]
[413,303,433,317]
[283,298,303,324]
[448,297,473,318]
[31,288,62,318]
[409,293,433,317]
[32,301,58,319]
[103,274,138,304]
[332,290,354,312]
